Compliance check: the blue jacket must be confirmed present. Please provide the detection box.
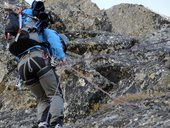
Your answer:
[22,8,34,26]
[22,8,65,61]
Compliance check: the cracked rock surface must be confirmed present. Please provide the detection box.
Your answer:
[0,0,170,128]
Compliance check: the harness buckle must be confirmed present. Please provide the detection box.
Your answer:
[28,50,31,54]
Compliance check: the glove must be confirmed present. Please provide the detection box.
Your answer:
[57,60,65,66]
[5,33,15,40]
[51,57,65,67]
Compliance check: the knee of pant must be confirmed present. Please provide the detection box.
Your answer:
[27,82,46,100]
[50,116,64,127]
[37,66,52,78]
[49,95,64,116]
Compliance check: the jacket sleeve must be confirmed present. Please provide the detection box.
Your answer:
[22,9,33,26]
[43,28,65,61]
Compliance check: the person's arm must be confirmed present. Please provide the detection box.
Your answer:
[44,28,65,62]
[22,8,33,26]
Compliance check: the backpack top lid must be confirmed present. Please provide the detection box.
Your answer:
[32,1,45,17]
[4,8,19,37]
[31,1,45,12]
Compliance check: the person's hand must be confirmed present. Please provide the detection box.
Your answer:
[4,33,15,40]
[51,57,65,67]
[51,57,57,67]
[57,60,65,66]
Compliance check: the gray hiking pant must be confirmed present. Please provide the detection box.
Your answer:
[17,49,64,125]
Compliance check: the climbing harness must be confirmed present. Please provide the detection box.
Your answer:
[16,75,23,89]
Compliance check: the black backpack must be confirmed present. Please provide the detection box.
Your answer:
[5,9,19,37]
[4,7,69,57]
[9,31,69,57]
[31,1,45,17]
[9,29,46,57]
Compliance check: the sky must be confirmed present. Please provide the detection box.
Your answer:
[25,0,170,16]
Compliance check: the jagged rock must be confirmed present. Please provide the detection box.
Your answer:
[106,4,170,37]
[44,0,112,33]
[45,0,100,16]
[0,1,170,128]
[0,94,169,128]
[44,1,170,37]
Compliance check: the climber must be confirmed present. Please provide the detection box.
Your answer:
[4,1,67,128]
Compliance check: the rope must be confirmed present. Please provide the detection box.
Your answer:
[43,76,60,126]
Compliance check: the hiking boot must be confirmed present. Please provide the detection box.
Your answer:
[50,116,63,128]
[54,124,62,128]
[38,126,48,128]
[38,121,48,128]
[50,123,62,128]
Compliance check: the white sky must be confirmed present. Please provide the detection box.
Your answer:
[25,0,170,16]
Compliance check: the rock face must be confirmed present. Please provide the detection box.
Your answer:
[44,0,112,32]
[106,4,170,37]
[0,0,170,128]
[44,1,170,37]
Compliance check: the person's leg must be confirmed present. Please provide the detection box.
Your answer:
[38,68,64,127]
[27,82,51,126]
[18,67,51,127]
[18,50,52,127]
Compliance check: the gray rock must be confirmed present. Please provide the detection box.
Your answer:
[0,1,169,128]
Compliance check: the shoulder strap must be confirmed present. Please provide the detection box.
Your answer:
[22,13,39,21]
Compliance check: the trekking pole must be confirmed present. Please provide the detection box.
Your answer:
[15,6,22,42]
